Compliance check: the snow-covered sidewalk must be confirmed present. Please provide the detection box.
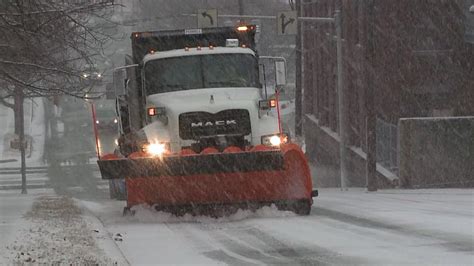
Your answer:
[0,190,127,264]
[315,188,474,240]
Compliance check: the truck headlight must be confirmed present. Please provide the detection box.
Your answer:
[144,142,169,156]
[261,134,289,147]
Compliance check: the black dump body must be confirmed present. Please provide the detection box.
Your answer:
[131,25,257,63]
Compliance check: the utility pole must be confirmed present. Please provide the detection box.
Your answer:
[15,87,27,194]
[295,0,303,137]
[366,0,377,191]
[335,10,347,190]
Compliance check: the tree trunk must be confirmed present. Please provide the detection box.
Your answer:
[14,94,22,135]
[14,88,27,194]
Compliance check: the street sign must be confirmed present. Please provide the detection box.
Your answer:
[197,9,218,28]
[277,11,297,35]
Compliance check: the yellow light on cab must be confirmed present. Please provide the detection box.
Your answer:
[237,26,248,31]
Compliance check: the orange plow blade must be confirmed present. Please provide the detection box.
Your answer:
[98,144,316,216]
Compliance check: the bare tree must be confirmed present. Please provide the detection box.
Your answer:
[0,0,118,193]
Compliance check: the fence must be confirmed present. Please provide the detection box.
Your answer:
[376,118,398,173]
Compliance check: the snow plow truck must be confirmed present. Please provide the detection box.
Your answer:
[97,25,318,216]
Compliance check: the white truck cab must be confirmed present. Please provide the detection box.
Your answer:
[114,25,287,156]
[140,46,281,153]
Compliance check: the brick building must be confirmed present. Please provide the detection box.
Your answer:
[301,0,474,186]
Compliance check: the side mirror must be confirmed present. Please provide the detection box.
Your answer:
[112,64,138,97]
[275,61,286,87]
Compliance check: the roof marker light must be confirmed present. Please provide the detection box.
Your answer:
[237,26,248,31]
[209,45,214,50]
[184,47,189,51]
[241,44,247,48]
[197,46,202,51]
[147,107,156,116]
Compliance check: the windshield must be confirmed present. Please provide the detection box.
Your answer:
[144,53,260,95]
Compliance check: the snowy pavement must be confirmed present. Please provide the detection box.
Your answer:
[74,188,473,265]
[1,186,473,265]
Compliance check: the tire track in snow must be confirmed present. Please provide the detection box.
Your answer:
[240,225,365,265]
[166,224,262,265]
[197,222,363,265]
[211,228,286,265]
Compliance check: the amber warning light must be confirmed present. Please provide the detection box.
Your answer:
[147,107,156,116]
[237,26,248,32]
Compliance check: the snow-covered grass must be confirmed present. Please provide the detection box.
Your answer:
[0,189,50,264]
[4,195,112,264]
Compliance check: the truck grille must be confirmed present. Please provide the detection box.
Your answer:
[179,109,251,140]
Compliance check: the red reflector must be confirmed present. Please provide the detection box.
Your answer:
[147,108,156,116]
[270,99,277,108]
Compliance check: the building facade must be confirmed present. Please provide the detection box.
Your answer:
[301,0,474,186]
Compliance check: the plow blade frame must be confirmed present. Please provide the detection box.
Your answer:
[98,150,284,179]
[97,144,313,214]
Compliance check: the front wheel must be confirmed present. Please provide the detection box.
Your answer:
[293,199,311,215]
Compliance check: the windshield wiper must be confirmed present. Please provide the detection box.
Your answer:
[159,84,183,88]
[208,80,247,87]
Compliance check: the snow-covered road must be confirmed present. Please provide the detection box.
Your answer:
[1,158,472,265]
[79,188,474,265]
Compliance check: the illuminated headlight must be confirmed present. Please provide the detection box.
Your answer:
[113,118,118,124]
[144,142,169,156]
[261,134,289,147]
[270,135,281,146]
[95,120,99,124]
